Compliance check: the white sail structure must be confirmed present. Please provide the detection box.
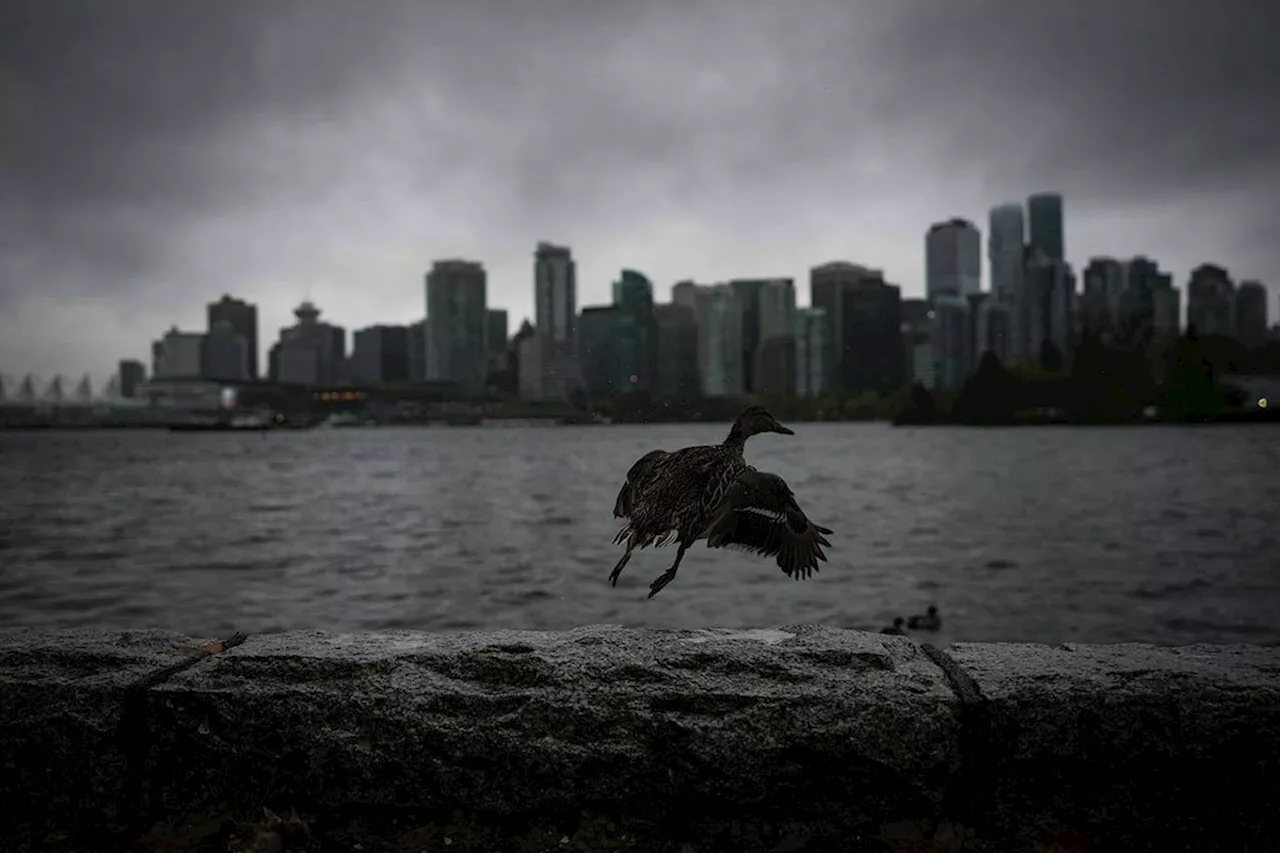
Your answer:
[71,373,93,405]
[99,374,121,402]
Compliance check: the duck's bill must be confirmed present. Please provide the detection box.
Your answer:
[773,425,795,435]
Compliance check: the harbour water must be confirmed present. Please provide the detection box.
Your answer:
[1,422,1277,646]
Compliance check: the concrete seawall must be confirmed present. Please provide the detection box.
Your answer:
[2,624,1279,851]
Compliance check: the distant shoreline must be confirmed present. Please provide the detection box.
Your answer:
[891,409,1279,427]
[3,410,1277,431]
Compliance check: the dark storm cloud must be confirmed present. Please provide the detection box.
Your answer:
[873,0,1280,200]
[1,0,1277,382]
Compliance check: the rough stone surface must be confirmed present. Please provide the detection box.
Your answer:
[3,626,1280,851]
[948,641,1280,849]
[0,627,212,841]
[146,624,960,832]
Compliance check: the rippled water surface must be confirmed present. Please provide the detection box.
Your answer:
[1,423,1278,645]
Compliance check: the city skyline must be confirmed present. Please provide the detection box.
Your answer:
[3,0,1279,383]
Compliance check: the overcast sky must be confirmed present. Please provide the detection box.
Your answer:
[2,0,1278,386]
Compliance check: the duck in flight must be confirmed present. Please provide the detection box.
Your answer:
[609,405,833,598]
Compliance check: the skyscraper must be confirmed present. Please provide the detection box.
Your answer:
[152,327,204,379]
[1186,264,1235,337]
[577,305,619,397]
[207,295,259,380]
[202,320,251,381]
[969,293,1013,366]
[695,284,745,397]
[810,262,904,394]
[407,319,427,382]
[425,259,488,385]
[486,309,509,372]
[654,303,700,399]
[754,278,797,396]
[988,204,1025,304]
[900,298,934,388]
[1116,256,1173,345]
[1026,192,1065,262]
[1081,257,1126,339]
[925,218,981,301]
[728,279,771,392]
[349,325,410,383]
[1021,249,1076,365]
[117,359,146,399]
[931,295,971,391]
[671,280,698,310]
[613,269,657,392]
[1235,281,1268,348]
[533,241,582,400]
[793,307,827,398]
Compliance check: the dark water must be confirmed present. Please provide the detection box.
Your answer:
[1,423,1277,646]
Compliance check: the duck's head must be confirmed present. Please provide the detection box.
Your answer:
[731,405,794,438]
[927,605,938,616]
[894,616,905,628]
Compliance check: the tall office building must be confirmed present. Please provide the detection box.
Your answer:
[117,359,146,399]
[613,269,657,392]
[969,293,1013,366]
[1027,192,1065,262]
[988,204,1025,305]
[407,319,428,382]
[486,309,509,372]
[1115,256,1173,345]
[207,295,259,380]
[202,320,251,381]
[512,320,540,400]
[794,307,828,398]
[728,278,780,392]
[1021,249,1076,364]
[695,284,745,397]
[1080,257,1126,339]
[349,325,410,383]
[671,280,698,310]
[810,262,904,394]
[425,259,488,385]
[754,278,797,396]
[900,298,934,388]
[1152,282,1181,340]
[577,305,619,397]
[1186,264,1235,338]
[1235,281,1268,348]
[152,327,204,379]
[925,218,981,301]
[532,241,582,400]
[931,295,971,391]
[654,303,700,398]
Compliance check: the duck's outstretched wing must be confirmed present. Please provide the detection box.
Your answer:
[613,449,669,519]
[702,469,833,579]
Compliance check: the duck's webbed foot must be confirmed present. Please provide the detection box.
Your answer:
[647,568,677,598]
[608,551,632,586]
[646,542,688,599]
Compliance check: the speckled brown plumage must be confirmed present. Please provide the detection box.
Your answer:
[701,468,833,579]
[608,405,832,597]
